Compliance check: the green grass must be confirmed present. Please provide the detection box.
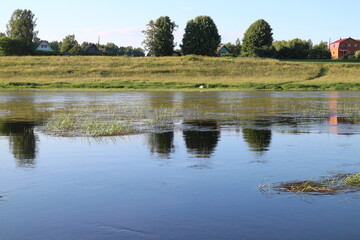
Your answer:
[2,55,360,90]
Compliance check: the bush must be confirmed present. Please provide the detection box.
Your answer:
[33,50,61,56]
[355,51,360,59]
[0,36,31,56]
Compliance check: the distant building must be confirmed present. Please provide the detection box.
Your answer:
[329,38,360,59]
[216,44,231,55]
[36,41,53,51]
[84,43,103,55]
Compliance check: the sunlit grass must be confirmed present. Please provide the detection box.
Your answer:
[0,56,336,90]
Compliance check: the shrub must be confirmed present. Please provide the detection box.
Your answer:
[355,51,360,59]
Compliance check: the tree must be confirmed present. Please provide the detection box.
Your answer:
[49,41,60,51]
[225,38,242,56]
[181,16,221,56]
[309,41,331,59]
[153,16,177,56]
[6,9,38,48]
[142,16,177,56]
[102,42,119,56]
[273,39,312,59]
[68,45,83,55]
[0,36,28,56]
[242,19,273,56]
[142,20,156,55]
[60,34,78,53]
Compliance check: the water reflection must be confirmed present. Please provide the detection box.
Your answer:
[0,121,38,167]
[183,120,220,158]
[242,128,272,154]
[147,131,174,159]
[242,119,272,154]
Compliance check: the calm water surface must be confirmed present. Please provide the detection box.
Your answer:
[1,91,360,240]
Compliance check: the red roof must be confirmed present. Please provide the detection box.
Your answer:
[330,37,357,44]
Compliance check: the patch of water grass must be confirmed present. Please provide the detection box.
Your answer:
[260,173,360,196]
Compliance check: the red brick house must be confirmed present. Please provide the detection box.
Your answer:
[329,37,360,59]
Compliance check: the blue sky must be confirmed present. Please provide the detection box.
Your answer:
[0,0,358,48]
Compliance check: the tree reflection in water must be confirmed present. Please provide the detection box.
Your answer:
[242,119,272,154]
[0,121,38,167]
[183,120,220,158]
[147,131,174,159]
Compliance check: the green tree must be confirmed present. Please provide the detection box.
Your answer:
[143,16,177,56]
[181,16,221,56]
[153,16,177,56]
[273,39,312,59]
[102,42,119,56]
[0,33,5,37]
[142,20,156,55]
[6,9,38,49]
[68,45,82,55]
[225,38,242,56]
[309,41,331,59]
[49,41,60,51]
[60,34,78,53]
[0,36,28,55]
[242,19,273,56]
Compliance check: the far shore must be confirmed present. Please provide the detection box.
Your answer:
[1,56,360,91]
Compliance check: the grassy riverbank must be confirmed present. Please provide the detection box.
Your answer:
[1,56,360,90]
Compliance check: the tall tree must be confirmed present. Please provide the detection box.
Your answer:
[142,16,177,56]
[242,19,273,56]
[154,16,177,56]
[6,9,38,47]
[181,16,221,56]
[142,20,156,55]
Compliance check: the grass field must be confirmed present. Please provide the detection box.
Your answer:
[1,55,360,90]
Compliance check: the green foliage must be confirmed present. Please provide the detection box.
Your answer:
[154,16,177,56]
[181,16,221,56]
[355,50,360,59]
[68,45,83,55]
[33,50,61,56]
[101,42,119,56]
[225,39,241,56]
[142,20,156,55]
[60,34,78,53]
[143,16,177,56]
[0,36,29,56]
[49,41,60,51]
[6,9,38,47]
[242,19,273,56]
[308,41,331,59]
[273,39,312,59]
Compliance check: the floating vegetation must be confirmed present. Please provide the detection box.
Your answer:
[259,173,360,196]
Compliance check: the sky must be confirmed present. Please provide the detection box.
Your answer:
[0,0,359,48]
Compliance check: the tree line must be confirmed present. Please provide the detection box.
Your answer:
[0,9,334,59]
[0,9,145,56]
[144,16,331,59]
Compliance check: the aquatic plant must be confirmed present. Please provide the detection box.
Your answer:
[344,173,360,186]
[261,173,360,196]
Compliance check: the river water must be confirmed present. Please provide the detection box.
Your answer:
[1,90,360,240]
